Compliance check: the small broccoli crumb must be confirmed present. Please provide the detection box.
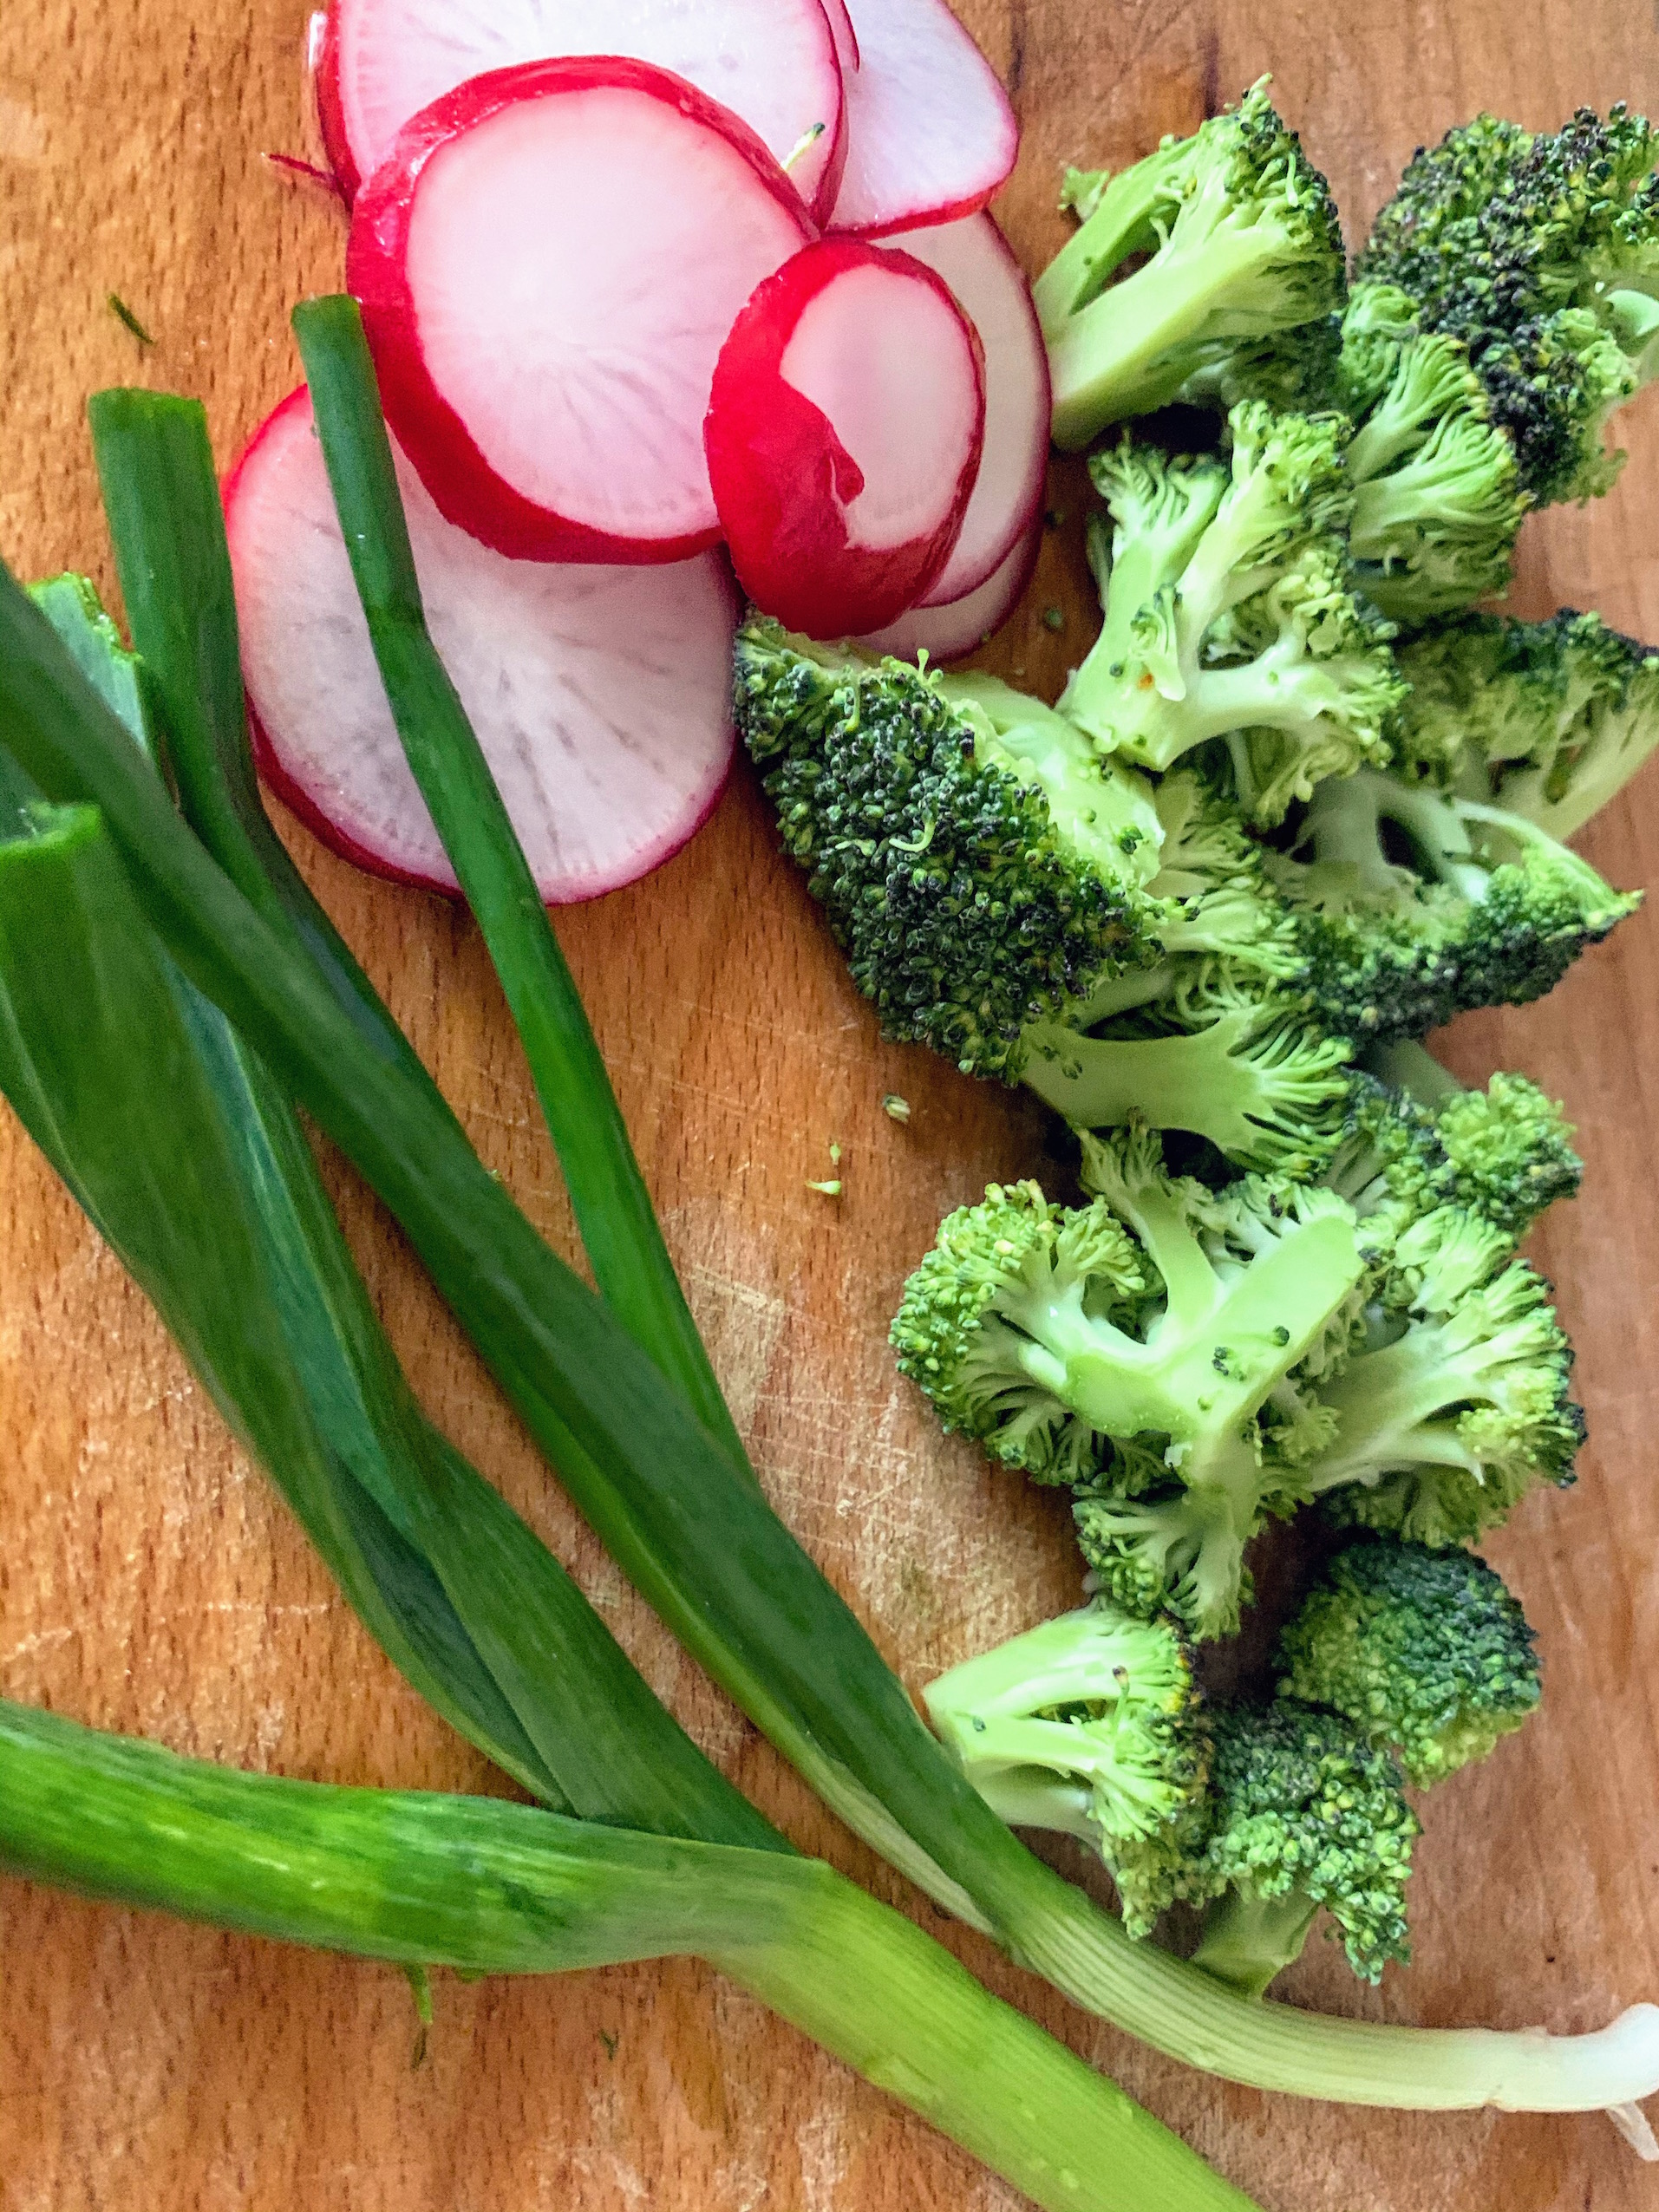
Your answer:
[881,1093,911,1124]
[107,291,154,347]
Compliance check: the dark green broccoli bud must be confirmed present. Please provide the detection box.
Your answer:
[1161,308,1346,417]
[1329,1043,1581,1244]
[893,1130,1377,1640]
[1038,80,1346,446]
[1021,970,1356,1177]
[1336,284,1529,623]
[1394,610,1659,840]
[1060,409,1402,823]
[734,621,1166,1080]
[922,1598,1211,1935]
[1276,1535,1541,1785]
[1359,106,1659,504]
[1266,766,1641,1041]
[1187,1699,1418,1996]
[1316,1205,1584,1546]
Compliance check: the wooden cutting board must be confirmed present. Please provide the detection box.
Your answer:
[3,3,1659,2206]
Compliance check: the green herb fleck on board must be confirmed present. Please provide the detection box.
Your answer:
[106,292,154,347]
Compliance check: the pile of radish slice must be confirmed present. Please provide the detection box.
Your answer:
[228,0,1048,902]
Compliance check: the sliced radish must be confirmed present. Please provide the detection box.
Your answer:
[883,214,1048,604]
[225,388,737,904]
[820,0,860,71]
[316,0,846,221]
[348,58,814,564]
[828,0,1017,239]
[859,517,1042,663]
[706,238,984,638]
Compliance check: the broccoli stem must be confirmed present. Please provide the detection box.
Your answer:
[1049,224,1309,448]
[0,1700,1253,2212]
[1302,1321,1529,1490]
[1020,1006,1348,1168]
[1191,1884,1323,2000]
[1364,1038,1461,1106]
[1304,769,1491,902]
[1033,143,1190,336]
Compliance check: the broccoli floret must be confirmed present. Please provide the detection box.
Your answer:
[893,1129,1378,1640]
[1038,80,1346,446]
[1328,1043,1582,1244]
[1314,1205,1584,1546]
[1186,1698,1418,1996]
[1059,409,1402,823]
[922,1598,1211,1935]
[1267,765,1641,1040]
[1359,106,1659,504]
[1336,284,1530,623]
[1394,610,1659,841]
[1277,1534,1542,1785]
[734,621,1166,1079]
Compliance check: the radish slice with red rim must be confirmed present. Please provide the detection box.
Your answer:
[828,0,1017,238]
[883,213,1048,604]
[859,516,1041,663]
[705,238,984,639]
[225,388,737,904]
[316,0,846,219]
[349,58,814,564]
[820,0,859,72]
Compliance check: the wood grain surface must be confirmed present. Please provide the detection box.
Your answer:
[3,3,1659,2207]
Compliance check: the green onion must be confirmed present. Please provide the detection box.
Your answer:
[0,1697,1255,2212]
[2,409,1652,2114]
[90,364,742,1466]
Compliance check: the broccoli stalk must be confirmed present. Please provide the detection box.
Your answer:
[1186,1700,1418,1998]
[1020,989,1355,1173]
[922,1600,1210,1935]
[1277,1535,1543,1784]
[1395,610,1659,841]
[1336,284,1529,623]
[1039,82,1346,447]
[1060,408,1402,824]
[1359,106,1659,504]
[1271,765,1641,1040]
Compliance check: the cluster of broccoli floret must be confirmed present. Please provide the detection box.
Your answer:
[734,85,1656,2005]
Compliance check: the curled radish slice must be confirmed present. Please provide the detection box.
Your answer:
[316,0,846,220]
[705,238,984,638]
[884,213,1048,604]
[225,388,737,904]
[828,0,1017,239]
[820,0,859,71]
[349,58,813,564]
[859,516,1041,663]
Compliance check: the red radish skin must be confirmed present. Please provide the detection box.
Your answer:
[706,238,984,638]
[828,0,1017,239]
[820,0,859,72]
[225,388,738,904]
[883,213,1049,604]
[316,0,846,220]
[859,515,1041,663]
[349,59,813,565]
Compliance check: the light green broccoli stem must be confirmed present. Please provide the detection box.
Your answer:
[1191,1883,1323,2001]
[1049,199,1319,447]
[1035,141,1192,336]
[1303,770,1491,902]
[1020,1006,1354,1170]
[1305,1309,1547,1491]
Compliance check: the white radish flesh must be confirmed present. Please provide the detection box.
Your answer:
[704,238,983,638]
[225,388,737,904]
[859,516,1041,662]
[317,0,846,219]
[828,0,1017,238]
[348,59,813,564]
[882,213,1048,604]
